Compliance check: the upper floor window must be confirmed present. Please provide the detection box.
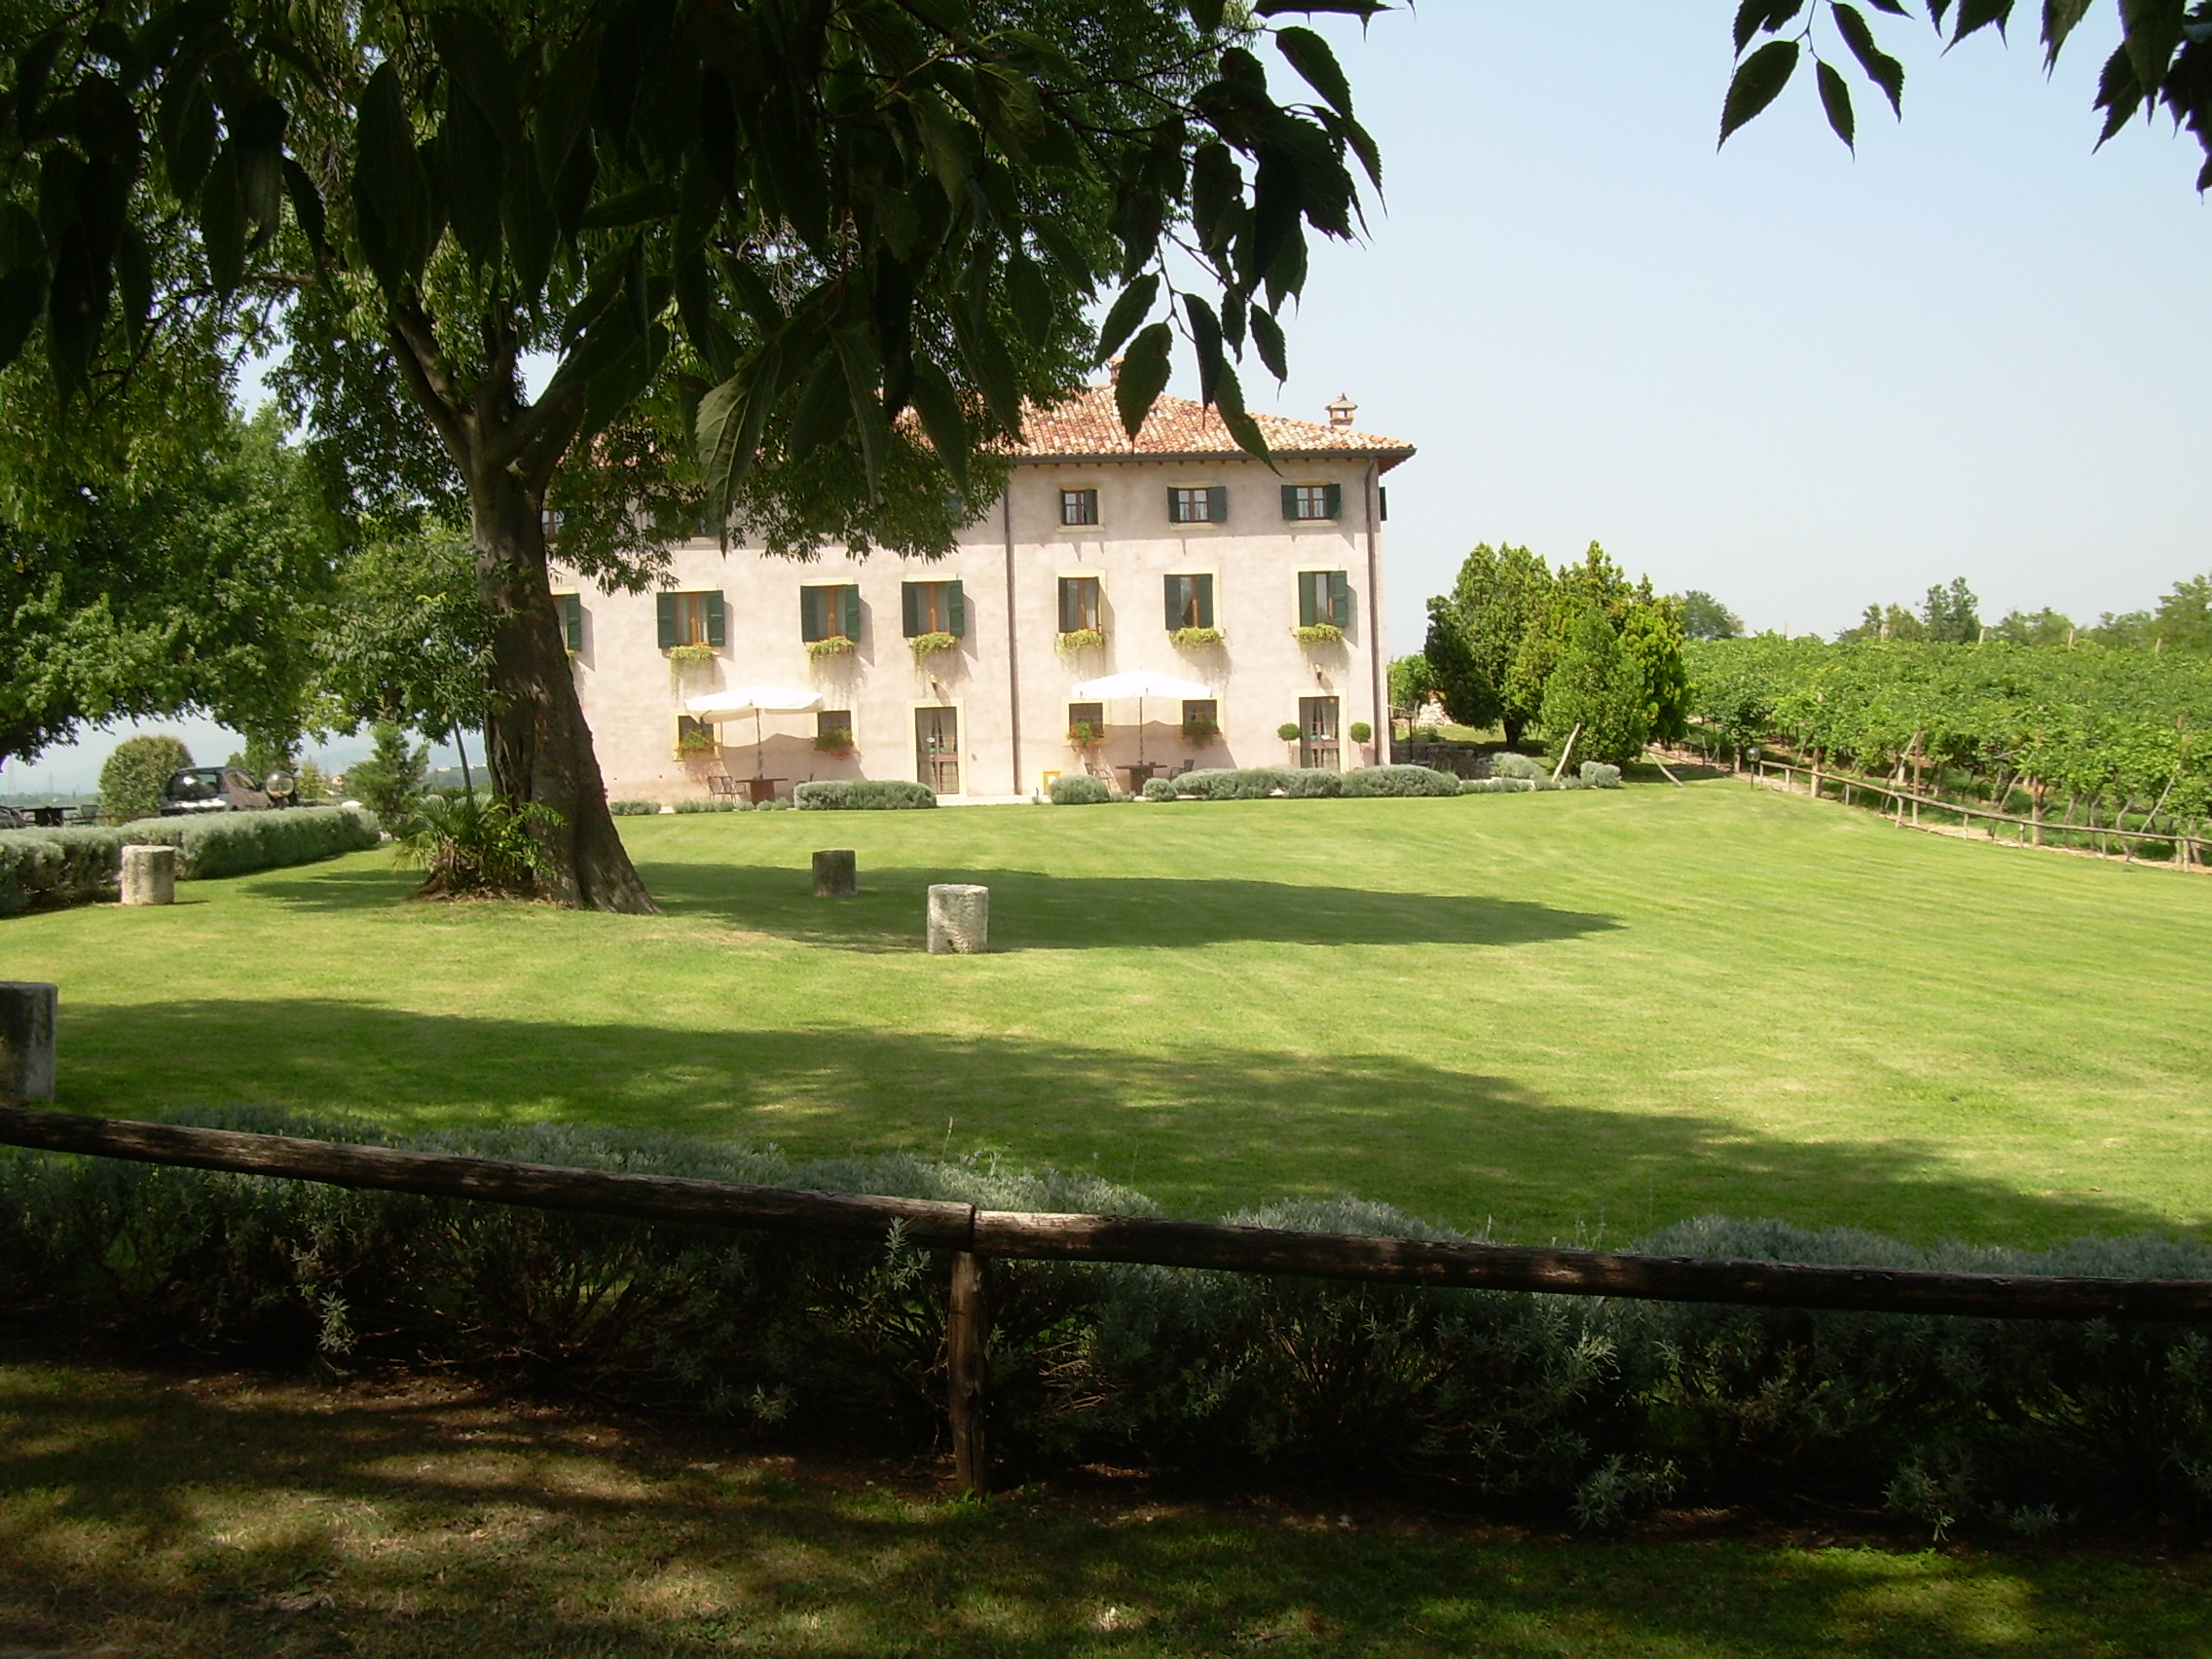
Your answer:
[553,592,583,651]
[902,579,966,638]
[1164,572,1216,632]
[1298,571,1351,630]
[1060,489,1099,526]
[1168,486,1227,525]
[656,590,724,649]
[1058,575,1102,634]
[801,584,861,644]
[1282,483,1343,521]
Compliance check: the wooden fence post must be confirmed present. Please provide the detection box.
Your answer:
[948,1251,989,1494]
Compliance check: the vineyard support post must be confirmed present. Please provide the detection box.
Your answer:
[948,1251,989,1494]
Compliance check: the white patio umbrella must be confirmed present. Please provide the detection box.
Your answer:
[685,685,822,775]
[1069,670,1214,766]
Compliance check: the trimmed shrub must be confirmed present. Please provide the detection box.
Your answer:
[793,779,937,811]
[1342,765,1459,798]
[8,1111,2212,1530]
[608,799,660,816]
[125,807,383,879]
[1141,778,1179,802]
[0,826,129,913]
[673,797,738,813]
[1580,761,1623,789]
[1168,767,1345,800]
[1491,751,1547,781]
[1049,774,1112,805]
[98,733,194,823]
[0,808,380,913]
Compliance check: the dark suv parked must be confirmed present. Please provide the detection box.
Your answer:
[162,767,273,814]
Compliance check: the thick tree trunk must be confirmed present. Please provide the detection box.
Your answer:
[384,305,656,914]
[469,475,656,912]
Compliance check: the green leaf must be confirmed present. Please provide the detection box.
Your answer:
[785,350,849,462]
[1249,303,1287,382]
[1816,58,1856,147]
[1094,273,1158,363]
[1718,39,1799,146]
[1733,0,1805,52]
[834,328,892,498]
[1274,26,1354,118]
[2119,0,2185,98]
[1185,291,1225,407]
[429,9,523,160]
[1252,1,1389,17]
[695,340,785,513]
[1190,139,1241,254]
[199,141,244,296]
[2093,41,2146,143]
[535,31,600,190]
[1114,318,1171,440]
[1830,4,1904,116]
[281,157,327,262]
[2041,0,2091,68]
[906,359,970,493]
[0,266,43,372]
[115,221,152,348]
[1186,0,1227,29]
[156,72,217,200]
[355,63,433,286]
[44,227,99,397]
[438,95,505,269]
[1948,0,2014,44]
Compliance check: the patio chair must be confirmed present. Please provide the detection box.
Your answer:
[705,774,740,800]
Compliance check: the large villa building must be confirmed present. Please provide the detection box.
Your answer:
[554,386,1415,802]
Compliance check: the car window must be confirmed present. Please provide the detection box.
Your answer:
[168,770,223,800]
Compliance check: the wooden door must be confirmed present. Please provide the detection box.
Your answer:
[916,706,961,795]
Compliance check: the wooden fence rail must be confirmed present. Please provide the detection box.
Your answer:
[6,1102,2212,1491]
[1749,757,2206,863]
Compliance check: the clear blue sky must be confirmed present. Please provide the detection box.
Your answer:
[1238,2,2210,648]
[22,4,2207,792]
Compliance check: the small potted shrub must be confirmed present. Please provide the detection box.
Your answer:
[1349,720,1373,746]
[806,635,855,659]
[666,643,716,665]
[812,728,856,757]
[1277,721,1301,744]
[675,725,719,759]
[909,629,956,661]
[1055,627,1105,652]
[1171,625,1225,649]
[1181,714,1221,746]
[1066,719,1106,753]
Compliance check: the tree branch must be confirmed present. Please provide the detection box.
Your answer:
[384,296,473,468]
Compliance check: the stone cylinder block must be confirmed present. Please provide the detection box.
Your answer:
[121,842,177,906]
[812,849,858,898]
[0,982,56,1103]
[926,884,989,954]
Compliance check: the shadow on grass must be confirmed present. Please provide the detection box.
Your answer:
[54,999,2174,1244]
[249,862,1621,952]
[0,1361,2196,1659]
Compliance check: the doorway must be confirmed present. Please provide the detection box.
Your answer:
[1298,695,1340,771]
[916,706,961,795]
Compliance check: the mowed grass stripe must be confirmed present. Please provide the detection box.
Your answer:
[10,782,2209,1245]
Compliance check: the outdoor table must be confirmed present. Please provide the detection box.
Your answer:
[746,777,786,804]
[1119,762,1161,793]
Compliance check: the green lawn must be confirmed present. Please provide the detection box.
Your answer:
[14,781,2212,1245]
[6,1356,2207,1659]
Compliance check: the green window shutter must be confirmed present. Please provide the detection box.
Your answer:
[1330,571,1351,629]
[1166,487,1182,523]
[706,590,726,647]
[655,592,677,649]
[902,581,921,638]
[1196,573,1215,629]
[1281,484,1300,520]
[947,579,966,637]
[1057,577,1074,633]
[561,593,582,651]
[1298,574,1316,628]
[1208,485,1228,524]
[799,589,821,644]
[1163,574,1183,631]
[1325,482,1343,520]
[840,584,862,641]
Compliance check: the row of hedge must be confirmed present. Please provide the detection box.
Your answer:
[8,1108,2209,1532]
[1047,762,1624,804]
[0,807,382,914]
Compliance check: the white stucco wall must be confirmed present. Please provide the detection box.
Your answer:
[554,451,1393,802]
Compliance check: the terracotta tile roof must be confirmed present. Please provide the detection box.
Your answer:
[1007,384,1415,472]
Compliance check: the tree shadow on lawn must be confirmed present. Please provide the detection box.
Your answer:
[55,999,2174,1246]
[252,861,1617,951]
[0,1361,2194,1659]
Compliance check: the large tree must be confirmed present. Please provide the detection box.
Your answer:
[0,0,1384,909]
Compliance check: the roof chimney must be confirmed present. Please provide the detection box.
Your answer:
[1326,393,1356,429]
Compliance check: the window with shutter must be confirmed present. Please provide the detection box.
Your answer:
[800,588,825,643]
[840,585,863,642]
[1286,484,1338,521]
[705,590,726,647]
[1165,573,1214,630]
[1330,571,1351,629]
[1059,576,1102,633]
[801,585,858,643]
[557,593,582,651]
[902,582,922,637]
[946,579,966,637]
[1169,487,1221,524]
[656,592,678,648]
[903,581,963,637]
[1060,488,1098,526]
[1325,482,1344,520]
[1208,486,1228,523]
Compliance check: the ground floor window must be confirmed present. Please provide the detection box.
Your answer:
[675,715,719,758]
[1066,701,1105,753]
[1181,699,1220,745]
[1298,696,1340,771]
[814,710,854,755]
